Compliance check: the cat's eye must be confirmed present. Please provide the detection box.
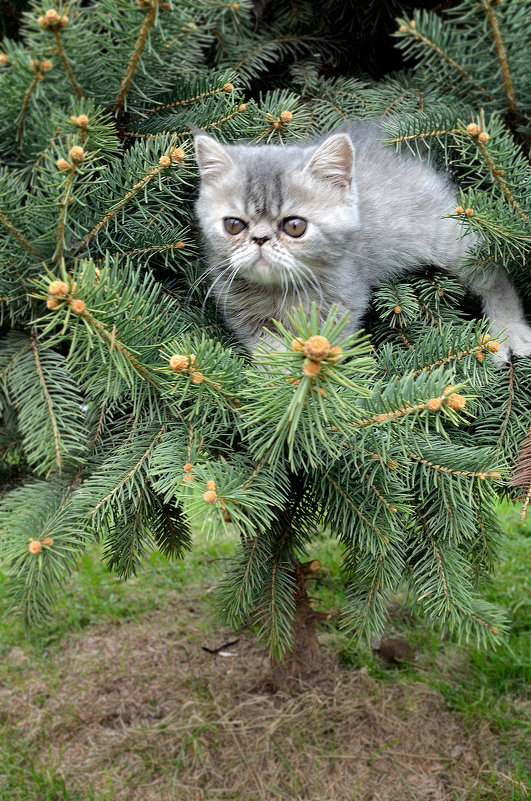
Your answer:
[223,217,247,235]
[281,217,307,238]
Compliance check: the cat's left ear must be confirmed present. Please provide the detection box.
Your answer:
[304,133,354,191]
[195,134,234,180]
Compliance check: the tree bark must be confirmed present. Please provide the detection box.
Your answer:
[270,560,328,690]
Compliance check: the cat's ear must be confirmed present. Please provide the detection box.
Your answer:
[195,134,234,180]
[304,133,354,190]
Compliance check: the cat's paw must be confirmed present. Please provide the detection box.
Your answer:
[493,322,531,363]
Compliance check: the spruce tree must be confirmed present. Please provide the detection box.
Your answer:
[0,0,529,684]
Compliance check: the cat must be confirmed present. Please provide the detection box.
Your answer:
[194,122,531,362]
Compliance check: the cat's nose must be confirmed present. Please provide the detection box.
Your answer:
[252,235,271,246]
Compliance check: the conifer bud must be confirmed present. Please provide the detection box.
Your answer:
[478,131,489,144]
[183,463,193,472]
[465,208,474,217]
[486,340,500,352]
[303,359,321,377]
[183,473,194,483]
[172,148,185,162]
[303,335,330,360]
[42,537,54,547]
[190,370,204,384]
[475,351,485,361]
[223,83,234,92]
[394,305,402,314]
[169,354,189,372]
[70,115,79,124]
[426,398,441,411]
[0,54,10,65]
[207,480,216,491]
[203,489,218,503]
[443,384,455,396]
[69,145,85,162]
[328,346,343,363]
[175,241,185,249]
[447,393,466,410]
[45,8,60,24]
[56,158,70,171]
[291,338,305,352]
[41,59,52,71]
[70,299,86,314]
[46,298,61,310]
[466,123,480,137]
[280,110,293,123]
[59,15,68,26]
[48,280,69,296]
[455,206,464,214]
[399,25,407,32]
[490,472,501,479]
[38,16,47,27]
[239,103,247,111]
[232,3,239,9]
[77,114,89,127]
[28,540,43,554]
[158,155,171,167]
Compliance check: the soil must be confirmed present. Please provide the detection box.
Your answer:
[0,602,509,801]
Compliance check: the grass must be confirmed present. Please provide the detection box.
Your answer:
[0,502,529,800]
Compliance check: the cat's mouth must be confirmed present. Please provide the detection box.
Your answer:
[239,251,283,286]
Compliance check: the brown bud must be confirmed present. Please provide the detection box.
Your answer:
[29,540,43,554]
[303,335,330,360]
[175,240,185,249]
[70,115,79,124]
[41,59,52,71]
[207,479,216,491]
[77,114,89,127]
[172,147,185,162]
[48,280,69,296]
[56,158,70,171]
[203,489,218,503]
[409,19,416,27]
[399,25,407,32]
[169,354,189,372]
[183,463,193,472]
[59,15,68,26]
[465,208,474,217]
[46,298,61,310]
[239,103,247,111]
[443,384,455,396]
[303,359,321,377]
[158,155,171,167]
[291,337,305,352]
[478,131,489,144]
[223,82,234,92]
[394,305,402,314]
[490,471,501,479]
[45,8,60,23]
[466,123,480,137]
[426,398,441,411]
[447,393,466,410]
[42,537,54,547]
[0,54,10,65]
[328,346,344,363]
[486,340,500,352]
[280,110,293,123]
[38,16,48,26]
[455,206,464,214]
[69,145,85,162]
[70,298,86,314]
[190,370,204,384]
[232,3,240,9]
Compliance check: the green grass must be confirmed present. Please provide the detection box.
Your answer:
[0,502,529,800]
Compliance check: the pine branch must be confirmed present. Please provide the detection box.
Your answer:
[511,420,531,519]
[0,210,41,256]
[482,0,517,112]
[52,27,83,99]
[30,337,62,471]
[114,0,160,113]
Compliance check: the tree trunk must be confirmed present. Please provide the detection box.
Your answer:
[270,560,329,690]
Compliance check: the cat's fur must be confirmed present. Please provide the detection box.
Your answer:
[194,122,531,361]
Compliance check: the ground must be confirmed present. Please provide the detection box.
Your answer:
[0,502,529,801]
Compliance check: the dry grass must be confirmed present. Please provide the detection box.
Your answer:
[0,598,514,801]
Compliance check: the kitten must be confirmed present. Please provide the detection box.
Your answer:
[194,122,531,362]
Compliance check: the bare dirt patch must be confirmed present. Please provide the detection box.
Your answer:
[0,605,509,801]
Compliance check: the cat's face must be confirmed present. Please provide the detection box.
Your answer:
[194,133,359,290]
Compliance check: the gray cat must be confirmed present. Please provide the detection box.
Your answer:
[194,123,531,362]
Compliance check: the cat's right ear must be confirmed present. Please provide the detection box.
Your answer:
[195,134,234,181]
